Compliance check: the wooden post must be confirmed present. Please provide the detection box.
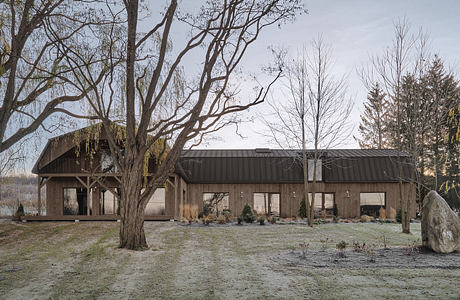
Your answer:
[174,175,179,220]
[87,176,90,216]
[37,176,41,216]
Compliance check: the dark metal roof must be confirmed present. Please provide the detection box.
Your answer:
[176,149,413,184]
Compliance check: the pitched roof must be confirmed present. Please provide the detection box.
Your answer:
[176,149,413,184]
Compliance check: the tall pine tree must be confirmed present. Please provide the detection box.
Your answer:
[356,83,388,149]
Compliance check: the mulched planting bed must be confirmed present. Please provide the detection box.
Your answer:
[278,247,460,269]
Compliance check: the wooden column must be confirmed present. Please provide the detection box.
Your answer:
[37,176,41,216]
[87,176,90,216]
[174,175,179,220]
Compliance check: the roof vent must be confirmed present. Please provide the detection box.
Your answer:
[255,148,272,153]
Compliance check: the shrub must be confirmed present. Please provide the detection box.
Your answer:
[203,214,215,225]
[319,237,329,251]
[298,196,307,218]
[241,203,256,223]
[336,240,348,258]
[333,215,339,223]
[16,203,24,216]
[267,216,276,224]
[14,203,25,221]
[333,202,338,218]
[216,215,226,224]
[203,202,211,216]
[299,242,309,258]
[258,216,265,225]
[396,209,402,223]
[198,211,204,219]
[237,216,243,225]
[223,210,233,223]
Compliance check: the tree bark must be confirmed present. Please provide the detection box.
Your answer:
[119,163,148,249]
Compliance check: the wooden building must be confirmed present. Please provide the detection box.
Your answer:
[30,127,416,221]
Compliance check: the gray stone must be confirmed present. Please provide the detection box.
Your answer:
[421,191,460,253]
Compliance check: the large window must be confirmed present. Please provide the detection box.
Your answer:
[307,159,322,181]
[63,188,87,215]
[203,192,229,216]
[308,192,335,215]
[360,192,385,216]
[144,188,166,216]
[100,189,120,215]
[253,193,280,217]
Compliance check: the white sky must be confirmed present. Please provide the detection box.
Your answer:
[16,0,460,173]
[182,0,460,150]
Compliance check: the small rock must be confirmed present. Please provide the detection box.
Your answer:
[422,191,460,253]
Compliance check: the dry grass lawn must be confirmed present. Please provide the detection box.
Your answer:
[0,220,459,299]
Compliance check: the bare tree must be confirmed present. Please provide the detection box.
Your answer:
[0,0,111,157]
[362,18,430,233]
[263,37,353,226]
[59,0,303,249]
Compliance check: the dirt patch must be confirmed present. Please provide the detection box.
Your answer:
[279,247,460,269]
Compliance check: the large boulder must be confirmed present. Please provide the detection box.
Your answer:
[421,191,460,253]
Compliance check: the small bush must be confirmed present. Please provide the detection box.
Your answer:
[241,203,256,223]
[203,214,215,225]
[237,216,243,225]
[216,215,226,224]
[299,242,309,258]
[396,209,402,223]
[298,197,307,218]
[333,202,338,217]
[267,216,276,224]
[223,210,233,223]
[333,215,339,223]
[320,237,329,251]
[14,203,25,221]
[258,216,265,225]
[198,211,204,219]
[336,240,348,258]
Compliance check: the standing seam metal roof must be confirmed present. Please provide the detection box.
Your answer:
[176,149,413,184]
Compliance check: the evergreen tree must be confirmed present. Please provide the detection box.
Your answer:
[356,83,388,149]
[298,196,307,218]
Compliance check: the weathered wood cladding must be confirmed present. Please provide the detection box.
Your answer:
[184,182,416,219]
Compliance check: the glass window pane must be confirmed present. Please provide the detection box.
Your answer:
[145,188,166,216]
[308,193,323,209]
[203,192,229,215]
[360,193,385,206]
[63,188,78,215]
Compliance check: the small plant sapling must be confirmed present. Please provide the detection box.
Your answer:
[365,244,376,263]
[353,241,366,252]
[319,237,330,251]
[405,239,420,261]
[336,240,348,258]
[381,234,389,249]
[299,242,309,259]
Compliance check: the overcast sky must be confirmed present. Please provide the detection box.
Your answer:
[188,0,460,150]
